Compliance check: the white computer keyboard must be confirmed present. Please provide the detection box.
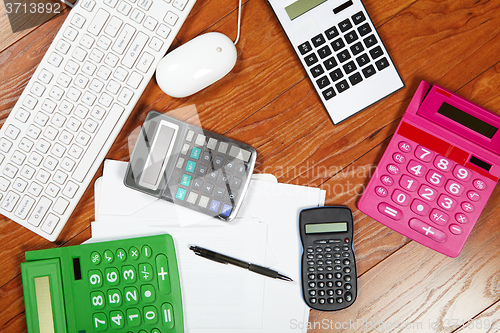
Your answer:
[0,0,196,241]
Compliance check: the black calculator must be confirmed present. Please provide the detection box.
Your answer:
[299,206,357,311]
[125,111,257,221]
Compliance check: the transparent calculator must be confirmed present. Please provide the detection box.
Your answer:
[125,111,257,221]
[21,234,183,332]
[268,0,404,124]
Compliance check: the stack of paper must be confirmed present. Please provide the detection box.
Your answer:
[91,160,326,333]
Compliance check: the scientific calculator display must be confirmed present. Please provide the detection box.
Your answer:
[358,81,500,257]
[268,0,404,124]
[21,234,183,333]
[125,112,256,221]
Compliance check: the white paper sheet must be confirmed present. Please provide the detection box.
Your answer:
[92,160,326,332]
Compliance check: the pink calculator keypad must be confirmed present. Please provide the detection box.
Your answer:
[359,122,498,257]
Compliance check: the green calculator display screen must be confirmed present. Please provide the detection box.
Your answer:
[21,234,183,333]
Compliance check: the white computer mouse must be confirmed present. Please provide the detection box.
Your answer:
[156,32,237,98]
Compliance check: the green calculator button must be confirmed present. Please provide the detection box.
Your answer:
[92,312,108,331]
[190,147,201,159]
[122,265,137,284]
[88,270,103,288]
[107,289,122,307]
[90,251,101,265]
[139,263,154,282]
[156,254,171,294]
[90,291,105,309]
[129,246,140,260]
[103,249,114,263]
[161,303,175,329]
[105,267,119,286]
[180,174,192,186]
[124,286,139,305]
[144,306,159,324]
[110,310,125,329]
[175,188,187,201]
[142,245,152,258]
[116,248,127,262]
[141,284,156,303]
[185,160,196,173]
[126,308,142,327]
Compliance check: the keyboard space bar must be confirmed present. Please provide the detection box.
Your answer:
[72,104,125,183]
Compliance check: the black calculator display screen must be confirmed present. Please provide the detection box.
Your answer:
[285,0,328,20]
[305,222,348,234]
[437,102,498,139]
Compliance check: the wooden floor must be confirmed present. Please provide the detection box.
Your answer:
[1,0,499,332]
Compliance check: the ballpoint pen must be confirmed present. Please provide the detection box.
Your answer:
[189,245,293,282]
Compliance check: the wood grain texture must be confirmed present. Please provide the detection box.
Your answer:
[0,0,499,332]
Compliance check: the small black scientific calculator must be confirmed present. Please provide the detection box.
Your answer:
[299,206,357,311]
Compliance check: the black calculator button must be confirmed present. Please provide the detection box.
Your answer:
[326,273,333,279]
[318,290,326,296]
[327,281,334,288]
[329,68,343,82]
[362,64,376,78]
[331,38,345,51]
[343,61,357,74]
[343,259,351,265]
[215,187,226,198]
[308,273,315,279]
[337,49,351,63]
[309,289,317,296]
[230,177,242,189]
[304,53,318,67]
[345,283,352,290]
[345,292,353,302]
[344,275,351,282]
[235,163,246,176]
[335,80,350,93]
[307,248,314,253]
[318,46,332,59]
[334,265,342,271]
[350,41,364,55]
[333,246,341,251]
[376,57,390,70]
[201,151,211,163]
[311,33,326,47]
[323,57,338,70]
[202,183,214,195]
[322,87,336,100]
[344,267,351,273]
[363,34,378,48]
[310,298,317,304]
[317,266,324,272]
[319,298,326,304]
[298,41,313,55]
[327,289,335,296]
[317,273,324,279]
[335,289,343,295]
[356,53,370,67]
[207,170,219,182]
[335,272,342,279]
[316,76,330,89]
[352,11,366,25]
[325,26,339,40]
[309,282,316,288]
[335,280,342,287]
[349,72,363,87]
[310,64,324,78]
[357,22,372,36]
[338,18,352,32]
[324,247,332,252]
[336,297,343,303]
[369,46,384,60]
[328,298,335,304]
[344,31,358,44]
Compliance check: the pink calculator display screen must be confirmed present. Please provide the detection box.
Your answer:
[358,81,500,257]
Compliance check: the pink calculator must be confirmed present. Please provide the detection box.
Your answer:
[358,81,500,257]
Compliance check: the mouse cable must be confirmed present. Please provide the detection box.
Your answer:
[59,0,75,8]
[233,0,243,45]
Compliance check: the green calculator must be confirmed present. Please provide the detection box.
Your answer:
[21,234,183,333]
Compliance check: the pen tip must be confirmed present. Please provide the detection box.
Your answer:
[277,274,293,282]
